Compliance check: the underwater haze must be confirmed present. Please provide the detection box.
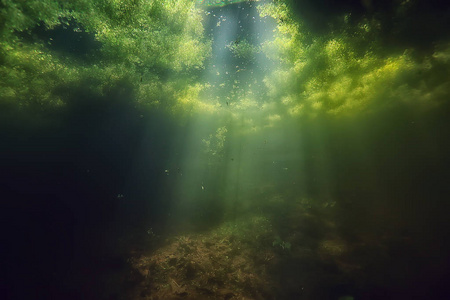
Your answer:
[1,0,450,299]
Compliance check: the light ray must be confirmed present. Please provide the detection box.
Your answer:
[167,1,306,230]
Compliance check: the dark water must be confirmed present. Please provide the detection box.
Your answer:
[1,1,450,299]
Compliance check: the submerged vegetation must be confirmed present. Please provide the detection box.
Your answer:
[1,0,448,122]
[1,0,210,112]
[2,0,450,299]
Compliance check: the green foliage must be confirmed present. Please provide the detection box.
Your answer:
[202,126,228,161]
[0,0,65,33]
[1,0,448,119]
[257,1,449,118]
[226,39,259,60]
[0,39,79,108]
[0,0,211,111]
[272,236,291,251]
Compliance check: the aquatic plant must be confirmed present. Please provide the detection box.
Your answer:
[226,39,259,60]
[272,236,291,251]
[1,0,449,120]
[0,0,210,111]
[202,126,228,158]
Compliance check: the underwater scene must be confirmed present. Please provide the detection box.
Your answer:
[1,0,450,299]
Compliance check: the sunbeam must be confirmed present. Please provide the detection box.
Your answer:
[165,1,296,231]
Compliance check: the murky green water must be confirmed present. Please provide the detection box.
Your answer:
[1,1,449,299]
